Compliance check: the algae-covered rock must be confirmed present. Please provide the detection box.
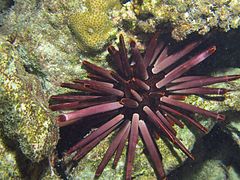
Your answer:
[0,0,90,91]
[185,68,240,113]
[0,0,13,12]
[0,127,42,179]
[40,166,62,180]
[114,0,240,40]
[211,69,240,148]
[174,160,227,180]
[169,125,240,180]
[0,37,58,162]
[68,0,120,53]
[223,112,240,148]
[228,166,240,180]
[169,159,229,180]
[0,129,22,179]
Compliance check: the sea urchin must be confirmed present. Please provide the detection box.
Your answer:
[50,32,240,179]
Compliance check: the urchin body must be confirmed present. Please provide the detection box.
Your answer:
[50,33,240,179]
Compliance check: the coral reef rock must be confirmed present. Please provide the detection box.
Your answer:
[114,0,240,40]
[0,36,58,162]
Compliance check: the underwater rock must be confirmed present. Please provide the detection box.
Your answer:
[0,36,58,162]
[0,0,124,91]
[113,0,240,40]
[228,166,240,180]
[213,68,240,148]
[0,0,13,12]
[40,167,62,180]
[171,160,227,180]
[168,125,240,180]
[0,127,47,179]
[0,0,91,92]
[224,112,240,148]
[185,68,240,113]
[0,128,22,179]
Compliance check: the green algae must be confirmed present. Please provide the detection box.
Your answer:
[0,37,58,162]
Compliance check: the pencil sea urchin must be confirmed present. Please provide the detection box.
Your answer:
[50,33,240,179]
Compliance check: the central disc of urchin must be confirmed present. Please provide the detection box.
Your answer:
[119,78,150,105]
[117,65,166,119]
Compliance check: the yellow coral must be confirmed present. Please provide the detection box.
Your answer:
[68,0,120,53]
[69,11,115,53]
[85,0,121,12]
